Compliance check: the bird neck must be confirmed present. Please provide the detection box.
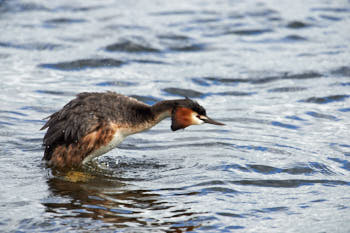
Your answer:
[151,100,179,123]
[120,99,183,136]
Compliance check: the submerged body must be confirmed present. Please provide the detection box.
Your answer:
[41,92,224,169]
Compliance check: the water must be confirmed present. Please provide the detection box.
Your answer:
[0,0,350,232]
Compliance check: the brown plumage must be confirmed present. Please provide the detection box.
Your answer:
[41,92,224,169]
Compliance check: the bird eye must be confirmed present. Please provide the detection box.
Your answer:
[196,115,201,119]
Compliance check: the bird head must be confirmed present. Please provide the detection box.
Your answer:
[171,98,224,131]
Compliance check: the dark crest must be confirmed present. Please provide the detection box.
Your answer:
[174,98,206,116]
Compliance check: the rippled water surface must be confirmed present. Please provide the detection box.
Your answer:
[1,0,350,232]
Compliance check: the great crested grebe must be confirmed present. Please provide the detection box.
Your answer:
[41,92,224,169]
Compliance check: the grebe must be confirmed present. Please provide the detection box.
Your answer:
[41,92,224,169]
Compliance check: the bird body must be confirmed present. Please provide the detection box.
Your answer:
[41,92,224,169]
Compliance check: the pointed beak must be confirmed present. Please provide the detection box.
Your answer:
[202,116,225,125]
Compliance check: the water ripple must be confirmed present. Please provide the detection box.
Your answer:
[131,59,167,65]
[168,43,205,52]
[201,72,322,86]
[223,28,272,36]
[35,90,75,96]
[328,158,350,172]
[105,40,160,53]
[200,187,238,195]
[306,111,338,121]
[302,95,349,104]
[44,17,87,25]
[96,81,137,87]
[215,91,256,96]
[0,41,63,50]
[338,107,350,112]
[0,1,49,13]
[248,162,335,175]
[282,35,308,42]
[163,87,204,98]
[38,58,125,70]
[253,206,289,213]
[311,7,350,13]
[228,117,299,130]
[268,86,307,92]
[150,10,196,16]
[319,15,342,21]
[216,212,245,218]
[158,34,191,41]
[286,21,310,29]
[331,66,350,77]
[230,179,349,188]
[271,121,299,130]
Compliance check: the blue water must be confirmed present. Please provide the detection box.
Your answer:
[0,0,350,232]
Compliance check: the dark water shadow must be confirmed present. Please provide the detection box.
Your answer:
[163,87,256,98]
[168,43,206,52]
[105,40,160,53]
[130,59,168,65]
[44,17,87,25]
[199,72,322,86]
[158,33,207,53]
[150,10,196,16]
[286,21,310,29]
[282,35,308,42]
[39,58,125,70]
[331,66,350,77]
[223,28,273,36]
[35,90,76,96]
[268,86,307,92]
[301,95,349,104]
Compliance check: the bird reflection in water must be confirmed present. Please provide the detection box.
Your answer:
[43,168,201,232]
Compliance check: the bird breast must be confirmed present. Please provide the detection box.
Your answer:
[82,130,125,165]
